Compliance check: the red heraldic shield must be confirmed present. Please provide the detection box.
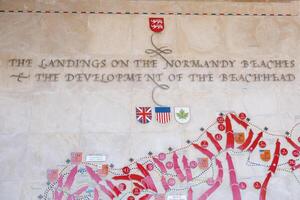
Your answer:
[149,17,164,33]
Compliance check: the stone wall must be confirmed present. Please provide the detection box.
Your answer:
[0,0,299,199]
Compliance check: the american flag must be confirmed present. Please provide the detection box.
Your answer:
[136,107,152,124]
[155,107,171,124]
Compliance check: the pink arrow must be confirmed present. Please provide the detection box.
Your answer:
[198,159,223,200]
[153,157,167,173]
[193,144,223,200]
[54,175,64,200]
[193,143,214,159]
[106,180,121,196]
[64,166,78,190]
[67,185,89,200]
[226,153,241,200]
[188,187,193,200]
[137,163,157,192]
[182,155,193,182]
[99,183,115,199]
[86,165,102,184]
[173,152,186,182]
[93,188,99,200]
[161,175,170,191]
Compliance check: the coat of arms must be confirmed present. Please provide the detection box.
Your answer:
[149,17,164,33]
[174,107,190,124]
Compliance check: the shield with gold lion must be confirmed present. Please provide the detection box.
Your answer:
[234,132,245,144]
[260,150,271,162]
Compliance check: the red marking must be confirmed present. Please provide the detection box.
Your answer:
[247,132,263,152]
[238,129,254,151]
[137,163,157,193]
[133,182,145,190]
[161,175,170,191]
[218,124,225,131]
[215,133,223,141]
[200,140,209,148]
[285,137,300,151]
[158,153,166,160]
[293,164,300,171]
[260,172,272,200]
[253,181,261,189]
[129,174,144,182]
[259,141,266,148]
[132,187,141,196]
[193,143,214,159]
[149,17,164,33]
[166,161,173,169]
[280,148,288,156]
[118,183,126,191]
[152,157,167,173]
[292,150,300,157]
[136,163,149,177]
[217,116,224,123]
[226,153,242,200]
[288,159,296,167]
[139,194,153,200]
[168,178,176,186]
[230,114,249,129]
[122,167,130,174]
[113,175,130,181]
[106,180,121,196]
[146,163,154,171]
[239,182,247,190]
[207,131,222,152]
[128,196,135,200]
[172,152,186,182]
[99,183,115,199]
[268,140,280,174]
[225,116,234,149]
[238,112,246,120]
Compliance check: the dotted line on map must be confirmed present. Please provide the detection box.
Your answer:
[0,10,297,16]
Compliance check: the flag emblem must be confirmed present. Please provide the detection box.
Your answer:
[71,152,82,164]
[260,150,271,162]
[97,164,109,177]
[234,132,245,144]
[198,157,209,169]
[174,107,190,124]
[155,107,171,124]
[136,107,152,124]
[149,17,164,33]
[47,169,59,183]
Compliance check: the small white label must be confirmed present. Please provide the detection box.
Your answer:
[86,154,106,162]
[167,195,187,200]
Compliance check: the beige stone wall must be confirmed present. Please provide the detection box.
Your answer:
[0,0,299,199]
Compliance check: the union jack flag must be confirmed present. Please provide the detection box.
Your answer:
[155,107,171,124]
[136,107,152,124]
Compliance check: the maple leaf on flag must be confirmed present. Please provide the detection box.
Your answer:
[176,109,188,119]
